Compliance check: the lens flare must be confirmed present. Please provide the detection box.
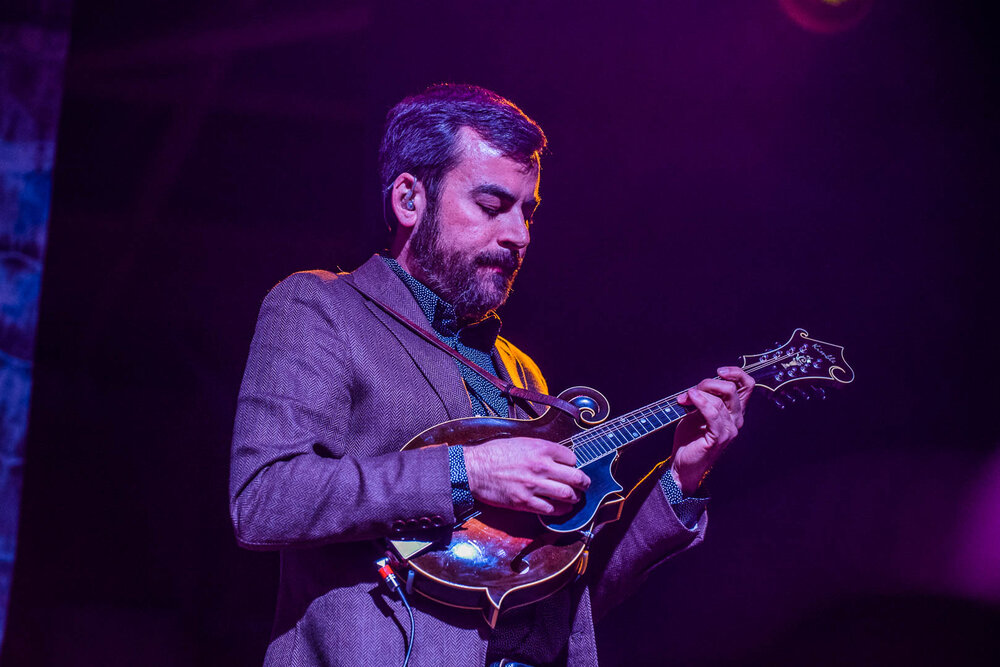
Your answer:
[779,0,875,34]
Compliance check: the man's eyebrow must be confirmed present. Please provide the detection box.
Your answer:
[471,184,516,201]
[471,184,542,207]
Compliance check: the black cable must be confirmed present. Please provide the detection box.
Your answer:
[398,586,415,667]
[375,556,415,667]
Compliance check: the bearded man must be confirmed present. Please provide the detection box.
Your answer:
[230,84,753,667]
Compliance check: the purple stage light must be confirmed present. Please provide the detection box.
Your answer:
[951,447,1000,603]
[779,0,875,34]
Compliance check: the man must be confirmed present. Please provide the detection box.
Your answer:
[230,84,753,666]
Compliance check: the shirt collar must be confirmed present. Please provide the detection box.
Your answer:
[381,255,502,350]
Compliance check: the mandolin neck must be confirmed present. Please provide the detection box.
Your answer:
[568,363,774,468]
[568,394,692,468]
[565,329,853,468]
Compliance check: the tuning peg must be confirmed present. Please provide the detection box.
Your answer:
[809,386,828,401]
[791,387,809,401]
[770,393,789,409]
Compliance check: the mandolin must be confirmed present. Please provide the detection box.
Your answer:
[388,328,854,627]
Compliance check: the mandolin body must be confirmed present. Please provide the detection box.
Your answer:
[390,386,624,628]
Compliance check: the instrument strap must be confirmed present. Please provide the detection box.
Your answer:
[345,278,580,420]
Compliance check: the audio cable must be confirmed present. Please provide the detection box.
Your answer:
[375,556,415,667]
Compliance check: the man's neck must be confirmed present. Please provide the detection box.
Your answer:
[389,241,422,281]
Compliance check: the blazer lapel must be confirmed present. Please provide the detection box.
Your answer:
[346,255,472,420]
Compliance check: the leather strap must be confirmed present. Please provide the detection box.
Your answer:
[345,277,580,420]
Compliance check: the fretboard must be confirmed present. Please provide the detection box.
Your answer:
[568,397,692,467]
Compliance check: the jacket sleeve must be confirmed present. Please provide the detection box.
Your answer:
[585,467,708,621]
[229,272,456,550]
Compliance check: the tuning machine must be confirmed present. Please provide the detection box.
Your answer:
[771,385,828,409]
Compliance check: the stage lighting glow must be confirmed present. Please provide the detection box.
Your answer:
[779,0,874,34]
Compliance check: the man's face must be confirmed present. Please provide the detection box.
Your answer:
[409,128,540,323]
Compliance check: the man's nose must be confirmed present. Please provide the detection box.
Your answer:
[497,213,530,251]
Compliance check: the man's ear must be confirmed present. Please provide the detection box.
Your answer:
[389,172,424,230]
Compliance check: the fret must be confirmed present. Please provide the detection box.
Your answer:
[631,414,651,433]
[578,440,600,461]
[662,403,685,422]
[575,435,611,465]
[643,410,665,428]
[629,410,659,434]
[651,405,674,424]
[589,436,610,457]
[611,424,633,443]
[633,414,654,434]
[658,405,678,421]
[592,435,612,455]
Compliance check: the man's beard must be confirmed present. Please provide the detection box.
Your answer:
[409,200,522,324]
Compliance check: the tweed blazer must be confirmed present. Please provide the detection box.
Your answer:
[230,254,707,666]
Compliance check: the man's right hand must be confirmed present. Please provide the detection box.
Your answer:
[462,438,591,516]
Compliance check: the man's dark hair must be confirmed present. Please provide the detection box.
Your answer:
[378,83,547,230]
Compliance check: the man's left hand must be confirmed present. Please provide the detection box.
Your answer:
[671,366,754,495]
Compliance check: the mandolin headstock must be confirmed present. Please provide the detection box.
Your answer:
[741,329,854,405]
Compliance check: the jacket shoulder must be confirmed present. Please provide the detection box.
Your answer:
[269,268,345,292]
[261,268,363,306]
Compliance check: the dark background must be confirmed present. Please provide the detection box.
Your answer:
[4,0,999,664]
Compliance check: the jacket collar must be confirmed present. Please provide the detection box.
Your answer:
[344,254,473,419]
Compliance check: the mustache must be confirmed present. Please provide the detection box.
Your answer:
[474,250,521,273]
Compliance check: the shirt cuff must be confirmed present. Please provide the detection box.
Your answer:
[660,468,709,530]
[448,445,475,516]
